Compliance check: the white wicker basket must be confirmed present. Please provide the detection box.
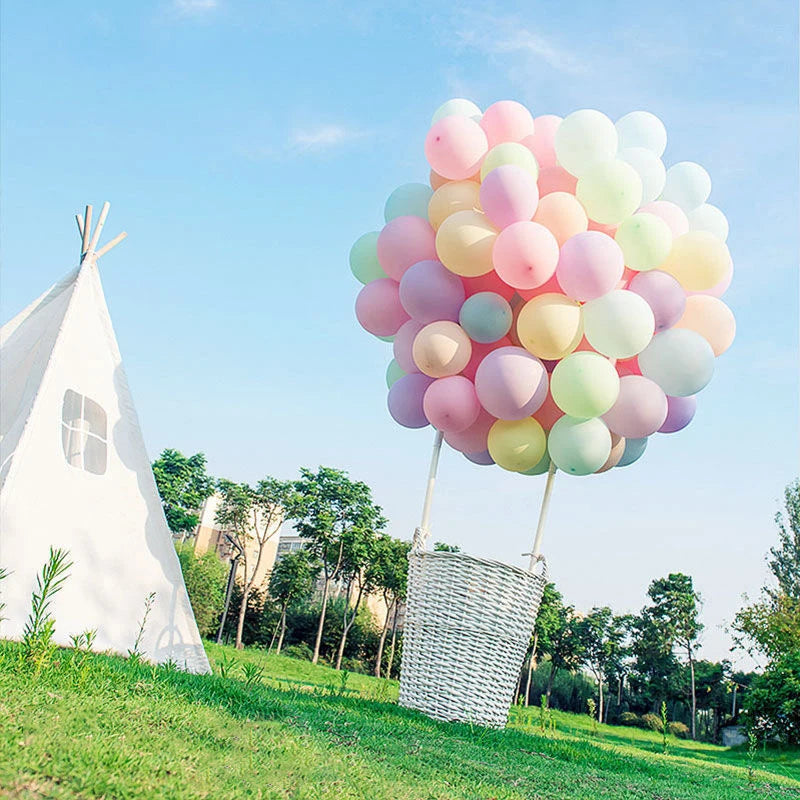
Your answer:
[398,545,548,728]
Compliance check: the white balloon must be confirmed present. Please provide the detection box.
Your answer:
[687,203,729,242]
[660,162,711,213]
[619,146,666,205]
[583,290,655,359]
[638,328,715,397]
[615,111,667,156]
[431,98,482,125]
[555,109,618,177]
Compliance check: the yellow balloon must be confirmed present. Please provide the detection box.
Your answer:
[412,321,472,377]
[533,191,588,247]
[487,417,546,473]
[516,293,584,360]
[428,181,481,230]
[435,209,497,277]
[674,295,736,356]
[576,159,642,225]
[480,142,539,181]
[660,231,730,291]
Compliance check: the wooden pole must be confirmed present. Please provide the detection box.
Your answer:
[82,205,92,256]
[87,201,110,254]
[529,462,557,570]
[75,214,84,239]
[415,429,444,549]
[94,231,127,258]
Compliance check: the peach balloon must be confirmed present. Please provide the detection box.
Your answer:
[480,100,536,148]
[493,221,560,290]
[435,209,498,277]
[537,165,577,196]
[516,293,584,360]
[674,295,736,356]
[425,116,489,180]
[640,200,689,237]
[533,191,588,247]
[532,388,563,431]
[430,169,449,190]
[412,321,473,377]
[522,115,562,170]
[428,180,481,230]
[693,257,733,298]
[596,433,626,473]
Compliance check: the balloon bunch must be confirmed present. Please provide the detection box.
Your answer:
[350,100,735,476]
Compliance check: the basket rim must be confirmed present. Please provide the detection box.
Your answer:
[409,548,545,582]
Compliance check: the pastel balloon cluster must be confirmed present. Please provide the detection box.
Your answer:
[350,99,735,477]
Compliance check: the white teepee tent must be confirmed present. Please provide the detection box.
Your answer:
[0,204,210,673]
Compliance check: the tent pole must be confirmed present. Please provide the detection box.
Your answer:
[81,205,92,257]
[415,429,443,550]
[95,231,128,258]
[528,462,557,570]
[75,214,84,239]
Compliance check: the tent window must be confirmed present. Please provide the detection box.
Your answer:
[61,390,107,475]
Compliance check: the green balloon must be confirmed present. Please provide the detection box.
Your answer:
[386,359,406,388]
[480,142,539,181]
[376,334,395,343]
[576,159,642,225]
[522,452,551,476]
[614,213,672,270]
[548,416,611,476]
[384,183,433,222]
[349,231,387,284]
[551,352,620,419]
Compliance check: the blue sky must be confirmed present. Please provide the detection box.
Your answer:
[2,0,797,667]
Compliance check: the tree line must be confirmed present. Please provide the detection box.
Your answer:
[153,449,799,745]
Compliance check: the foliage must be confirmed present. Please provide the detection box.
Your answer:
[669,721,690,738]
[432,541,461,552]
[152,449,214,535]
[642,712,664,732]
[577,606,625,721]
[176,546,228,637]
[619,712,640,727]
[269,549,319,609]
[743,649,800,745]
[732,594,800,662]
[0,565,8,622]
[769,479,800,600]
[283,642,313,661]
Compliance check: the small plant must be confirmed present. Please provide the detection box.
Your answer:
[336,669,351,698]
[22,547,72,673]
[283,642,313,661]
[130,592,156,659]
[69,629,97,650]
[0,566,9,622]
[660,701,669,755]
[241,661,264,688]
[216,652,235,679]
[539,694,548,732]
[587,698,598,736]
[747,727,758,785]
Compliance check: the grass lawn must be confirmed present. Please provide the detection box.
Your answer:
[1,640,798,800]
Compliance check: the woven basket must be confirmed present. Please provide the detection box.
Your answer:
[398,545,547,728]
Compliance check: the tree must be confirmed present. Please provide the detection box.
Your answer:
[522,583,561,705]
[646,573,703,739]
[768,480,800,600]
[152,449,214,538]
[268,549,319,653]
[744,649,800,745]
[629,610,681,715]
[433,541,461,552]
[175,548,227,637]
[370,537,410,677]
[215,477,291,649]
[578,607,625,723]
[289,467,383,665]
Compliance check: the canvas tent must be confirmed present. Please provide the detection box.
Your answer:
[0,204,210,673]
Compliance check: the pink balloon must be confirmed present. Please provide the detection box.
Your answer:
[479,100,535,148]
[587,220,620,237]
[399,260,465,323]
[556,231,625,301]
[355,278,409,337]
[425,116,489,180]
[462,271,517,301]
[479,165,540,229]
[640,201,689,237]
[658,394,697,433]
[516,273,562,301]
[377,216,437,281]
[465,449,495,465]
[461,337,512,380]
[423,376,481,434]
[629,270,687,332]
[616,357,642,377]
[387,373,433,428]
[522,115,562,170]
[493,221,560,290]
[393,319,425,373]
[532,388,562,431]
[692,257,733,298]
[537,166,577,196]
[603,375,668,438]
[474,346,549,420]
[444,407,496,453]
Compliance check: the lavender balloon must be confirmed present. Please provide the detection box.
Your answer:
[399,259,465,324]
[474,346,548,420]
[465,449,495,465]
[658,394,697,433]
[387,373,434,428]
[628,270,686,332]
[479,164,539,229]
[603,375,668,438]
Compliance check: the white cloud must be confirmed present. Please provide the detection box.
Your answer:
[288,125,369,153]
[172,0,218,15]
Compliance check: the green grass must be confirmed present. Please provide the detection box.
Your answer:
[1,640,798,800]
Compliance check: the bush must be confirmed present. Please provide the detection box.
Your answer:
[642,713,664,732]
[619,712,641,727]
[176,547,227,637]
[668,721,690,738]
[283,642,313,661]
[743,649,800,745]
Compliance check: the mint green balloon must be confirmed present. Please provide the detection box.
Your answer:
[432,98,482,124]
[522,452,551,476]
[548,416,612,476]
[614,213,672,270]
[576,159,642,225]
[384,183,434,222]
[349,232,387,284]
[551,352,620,419]
[376,334,395,343]
[386,359,406,388]
[480,142,539,181]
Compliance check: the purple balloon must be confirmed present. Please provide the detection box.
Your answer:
[658,394,697,433]
[465,449,495,465]
[393,319,425,374]
[399,260,465,324]
[474,346,549,420]
[479,164,539,229]
[603,375,668,438]
[388,373,434,428]
[628,270,686,332]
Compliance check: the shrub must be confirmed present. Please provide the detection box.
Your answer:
[642,713,664,732]
[283,642,313,661]
[176,547,227,637]
[743,649,800,745]
[668,721,690,738]
[619,712,641,727]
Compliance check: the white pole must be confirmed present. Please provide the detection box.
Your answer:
[87,201,111,254]
[415,429,444,550]
[529,461,557,570]
[95,231,127,258]
[81,205,92,257]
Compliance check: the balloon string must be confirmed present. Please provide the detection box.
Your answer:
[529,462,557,570]
[415,429,444,551]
